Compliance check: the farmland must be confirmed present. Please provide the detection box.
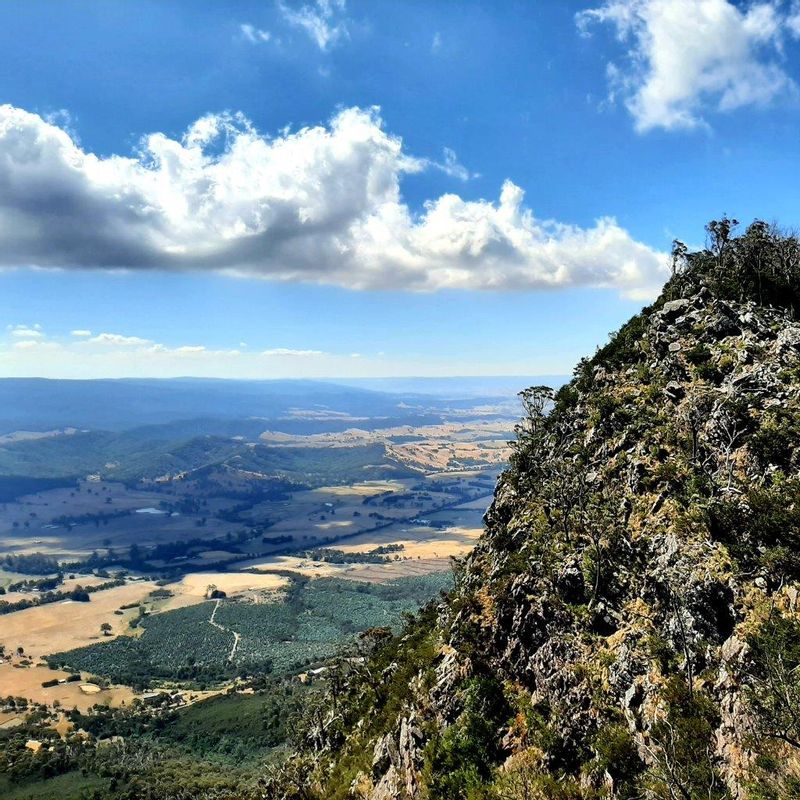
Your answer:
[0,579,159,656]
[0,377,541,799]
[0,468,493,705]
[46,573,452,688]
[0,659,135,712]
[0,383,521,715]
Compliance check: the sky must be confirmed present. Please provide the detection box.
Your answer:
[2,0,800,379]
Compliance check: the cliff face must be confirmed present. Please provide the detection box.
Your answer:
[272,226,800,800]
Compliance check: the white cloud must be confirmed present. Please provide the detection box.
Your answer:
[789,0,800,35]
[70,329,92,337]
[429,147,474,181]
[432,32,442,53]
[8,325,43,338]
[0,333,375,378]
[278,0,349,51]
[88,333,153,346]
[175,345,207,353]
[578,0,798,132]
[262,348,325,357]
[240,23,272,43]
[0,103,667,298]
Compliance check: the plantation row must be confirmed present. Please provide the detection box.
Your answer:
[47,573,452,688]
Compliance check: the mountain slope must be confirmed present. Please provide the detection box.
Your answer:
[0,378,436,433]
[270,222,800,800]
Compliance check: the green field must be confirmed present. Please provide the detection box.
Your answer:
[47,572,452,687]
[156,687,310,761]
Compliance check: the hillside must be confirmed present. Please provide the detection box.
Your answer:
[0,378,522,435]
[269,221,800,800]
[0,430,415,484]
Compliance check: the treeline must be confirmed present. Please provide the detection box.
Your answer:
[1,553,60,575]
[304,544,405,564]
[5,530,254,581]
[6,574,63,592]
[51,508,132,529]
[0,578,125,616]
[672,217,800,314]
[0,475,77,503]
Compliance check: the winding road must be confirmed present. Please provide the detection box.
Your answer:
[208,599,240,662]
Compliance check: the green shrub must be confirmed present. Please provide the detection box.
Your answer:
[424,678,511,800]
[592,723,643,797]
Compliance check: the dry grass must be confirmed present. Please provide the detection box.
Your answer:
[0,660,135,711]
[311,481,406,496]
[258,421,512,472]
[166,571,287,601]
[0,572,284,708]
[0,575,108,605]
[231,505,485,583]
[0,581,160,658]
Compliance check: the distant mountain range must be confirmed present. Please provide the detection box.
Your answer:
[0,376,566,434]
[321,375,568,398]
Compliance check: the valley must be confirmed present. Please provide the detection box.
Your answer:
[0,380,523,735]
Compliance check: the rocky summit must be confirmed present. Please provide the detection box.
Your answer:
[265,221,800,800]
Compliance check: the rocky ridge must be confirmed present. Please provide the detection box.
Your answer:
[270,223,800,800]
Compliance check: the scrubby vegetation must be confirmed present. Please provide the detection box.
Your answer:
[0,679,315,799]
[257,221,800,799]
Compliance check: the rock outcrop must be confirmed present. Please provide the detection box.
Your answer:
[271,223,800,800]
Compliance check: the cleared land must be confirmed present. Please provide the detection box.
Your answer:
[234,511,484,583]
[259,420,512,472]
[166,571,287,602]
[0,580,159,657]
[0,660,134,712]
[0,479,251,559]
[0,417,506,708]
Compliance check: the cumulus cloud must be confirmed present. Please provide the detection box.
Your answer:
[577,0,798,132]
[8,324,43,338]
[278,0,348,51]
[70,329,92,337]
[0,103,667,297]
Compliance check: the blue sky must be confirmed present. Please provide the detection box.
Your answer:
[2,0,800,378]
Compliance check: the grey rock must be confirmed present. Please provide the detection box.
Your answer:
[662,299,691,318]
